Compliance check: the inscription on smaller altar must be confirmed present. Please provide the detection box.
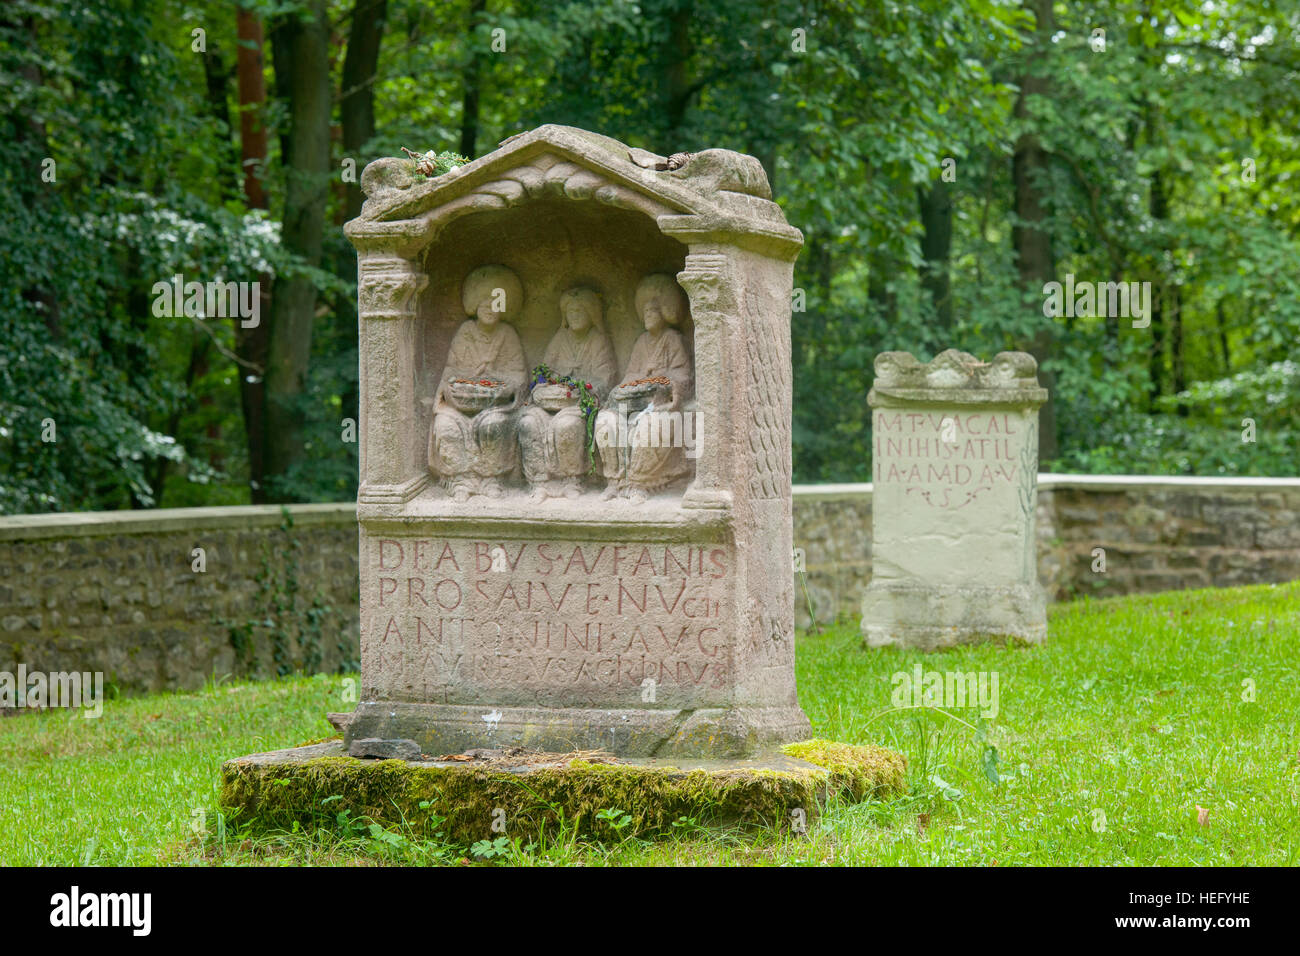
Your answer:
[874,411,1022,508]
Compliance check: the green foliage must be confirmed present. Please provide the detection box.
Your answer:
[3,0,1298,515]
[469,835,512,858]
[217,508,356,677]
[403,147,470,177]
[1056,358,1300,475]
[594,806,634,836]
[529,363,600,469]
[0,2,250,511]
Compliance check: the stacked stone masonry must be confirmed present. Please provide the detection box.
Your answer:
[0,505,359,697]
[795,476,1300,626]
[2,476,1297,695]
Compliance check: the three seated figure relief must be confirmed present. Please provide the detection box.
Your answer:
[428,265,695,504]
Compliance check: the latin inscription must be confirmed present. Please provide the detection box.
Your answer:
[873,412,1021,508]
[363,540,732,695]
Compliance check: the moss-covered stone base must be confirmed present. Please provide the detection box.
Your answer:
[219,738,906,846]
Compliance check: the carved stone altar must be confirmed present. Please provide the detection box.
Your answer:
[342,125,810,757]
[861,349,1049,650]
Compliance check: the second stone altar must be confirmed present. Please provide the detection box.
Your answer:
[861,349,1049,650]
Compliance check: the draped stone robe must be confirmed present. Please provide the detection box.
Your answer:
[428,319,527,481]
[519,326,618,484]
[594,328,694,490]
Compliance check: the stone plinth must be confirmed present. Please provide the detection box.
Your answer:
[861,350,1049,650]
[342,125,811,756]
[220,738,906,844]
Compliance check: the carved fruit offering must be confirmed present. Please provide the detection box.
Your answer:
[448,379,509,413]
[532,381,580,412]
[611,376,671,411]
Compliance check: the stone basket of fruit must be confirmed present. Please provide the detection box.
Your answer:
[610,376,671,413]
[448,378,510,414]
[530,364,598,413]
[531,382,581,412]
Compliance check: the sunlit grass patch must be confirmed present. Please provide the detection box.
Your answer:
[2,581,1297,866]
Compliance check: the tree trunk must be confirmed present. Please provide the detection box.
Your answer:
[1147,168,1168,409]
[151,333,214,505]
[1012,0,1058,462]
[867,250,898,329]
[236,8,269,208]
[460,0,486,157]
[336,0,389,483]
[662,2,692,140]
[202,44,237,195]
[1170,285,1187,415]
[1104,264,1121,360]
[341,0,387,222]
[917,178,954,330]
[1148,288,1165,409]
[270,16,294,165]
[1215,193,1231,373]
[265,1,333,499]
[236,6,271,501]
[1216,301,1231,372]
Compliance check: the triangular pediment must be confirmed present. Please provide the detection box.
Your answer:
[362,125,722,226]
[347,125,800,260]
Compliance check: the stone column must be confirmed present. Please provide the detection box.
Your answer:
[676,249,734,510]
[861,349,1049,650]
[356,253,428,503]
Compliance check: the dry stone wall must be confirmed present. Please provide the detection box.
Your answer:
[2,476,1296,696]
[0,505,359,698]
[795,476,1300,626]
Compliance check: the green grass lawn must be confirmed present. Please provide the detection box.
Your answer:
[3,582,1298,866]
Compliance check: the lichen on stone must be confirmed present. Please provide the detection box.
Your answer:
[399,147,469,178]
[781,738,908,800]
[223,754,809,845]
[219,738,906,847]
